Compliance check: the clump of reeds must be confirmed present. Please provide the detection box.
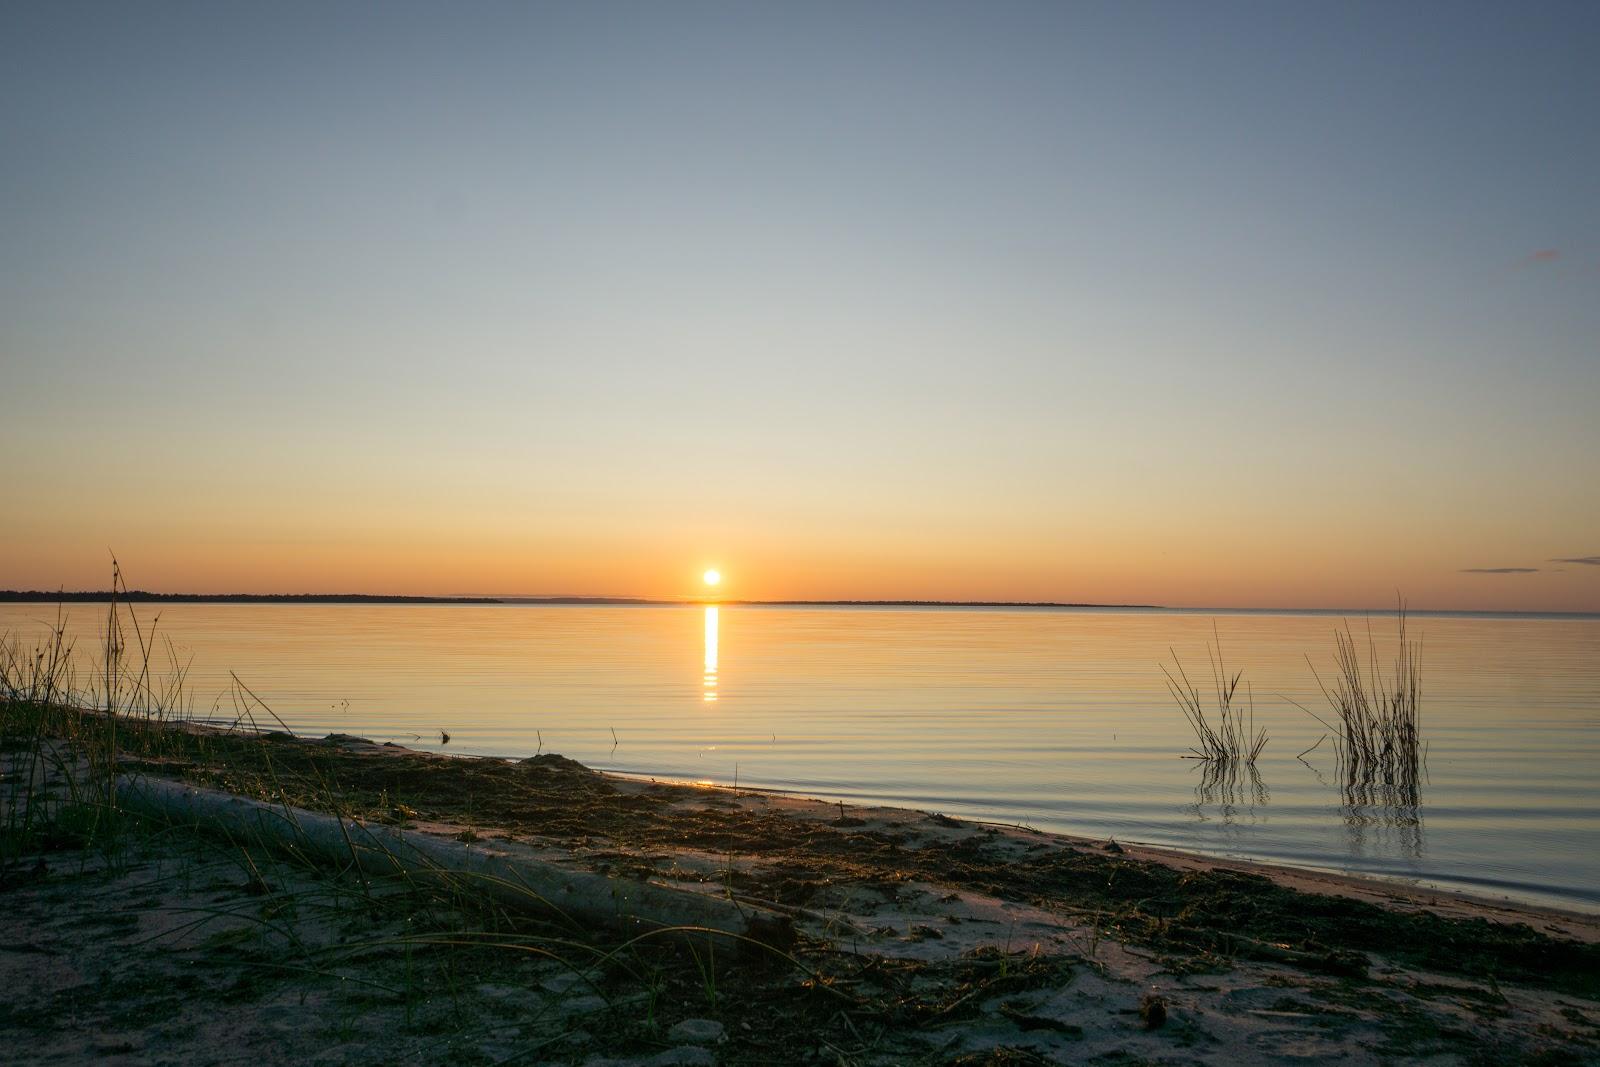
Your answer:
[1300,602,1423,788]
[1161,626,1267,764]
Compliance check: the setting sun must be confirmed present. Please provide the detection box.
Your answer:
[702,569,721,587]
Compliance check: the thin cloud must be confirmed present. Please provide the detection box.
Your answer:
[1460,567,1540,574]
[1549,556,1600,567]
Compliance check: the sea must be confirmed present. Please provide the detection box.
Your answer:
[3,601,1596,911]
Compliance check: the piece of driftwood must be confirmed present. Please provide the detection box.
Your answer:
[115,774,793,951]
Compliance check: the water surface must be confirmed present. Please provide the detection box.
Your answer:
[4,602,1596,911]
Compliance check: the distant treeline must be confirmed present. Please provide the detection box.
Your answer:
[500,597,658,605]
[0,591,504,604]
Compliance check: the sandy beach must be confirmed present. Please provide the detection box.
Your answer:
[4,724,1598,1065]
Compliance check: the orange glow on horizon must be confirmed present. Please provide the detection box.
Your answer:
[2,515,1597,613]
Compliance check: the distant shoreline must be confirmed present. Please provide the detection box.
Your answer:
[0,591,504,604]
[0,590,1153,609]
[1,591,1596,619]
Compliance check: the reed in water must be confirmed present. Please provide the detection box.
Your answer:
[1161,626,1268,764]
[1299,602,1424,796]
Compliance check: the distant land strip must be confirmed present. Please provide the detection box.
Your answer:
[0,590,1155,609]
[2,593,1594,617]
[0,591,504,604]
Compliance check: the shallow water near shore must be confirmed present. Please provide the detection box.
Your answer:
[4,602,1597,911]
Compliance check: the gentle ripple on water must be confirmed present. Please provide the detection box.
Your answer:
[2,602,1596,910]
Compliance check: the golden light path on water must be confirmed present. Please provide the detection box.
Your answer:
[703,606,718,703]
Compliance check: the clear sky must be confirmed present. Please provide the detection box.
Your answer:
[2,2,1597,609]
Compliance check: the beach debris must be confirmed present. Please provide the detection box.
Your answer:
[115,774,795,951]
[996,1001,1084,1035]
[831,800,864,827]
[1139,992,1168,1029]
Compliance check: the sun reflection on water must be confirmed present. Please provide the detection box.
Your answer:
[703,605,718,703]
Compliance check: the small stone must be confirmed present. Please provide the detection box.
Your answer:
[667,1018,725,1045]
[1140,993,1168,1029]
[541,972,588,994]
[558,995,607,1017]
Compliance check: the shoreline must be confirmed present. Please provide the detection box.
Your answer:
[5,712,1600,1063]
[594,766,1600,926]
[100,719,1600,961]
[82,715,1592,919]
[585,762,1600,942]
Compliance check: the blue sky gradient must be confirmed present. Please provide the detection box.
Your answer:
[3,3,1597,607]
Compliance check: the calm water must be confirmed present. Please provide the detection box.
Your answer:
[4,602,1597,911]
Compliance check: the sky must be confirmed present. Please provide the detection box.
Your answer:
[2,2,1597,610]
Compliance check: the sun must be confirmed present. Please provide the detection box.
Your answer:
[702,569,721,587]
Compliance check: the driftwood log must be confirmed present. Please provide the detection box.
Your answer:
[115,774,794,951]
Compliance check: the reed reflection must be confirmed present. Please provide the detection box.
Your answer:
[1188,760,1268,828]
[703,606,718,703]
[1292,746,1425,859]
[1337,762,1424,860]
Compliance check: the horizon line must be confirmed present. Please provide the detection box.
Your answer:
[2,589,1597,618]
